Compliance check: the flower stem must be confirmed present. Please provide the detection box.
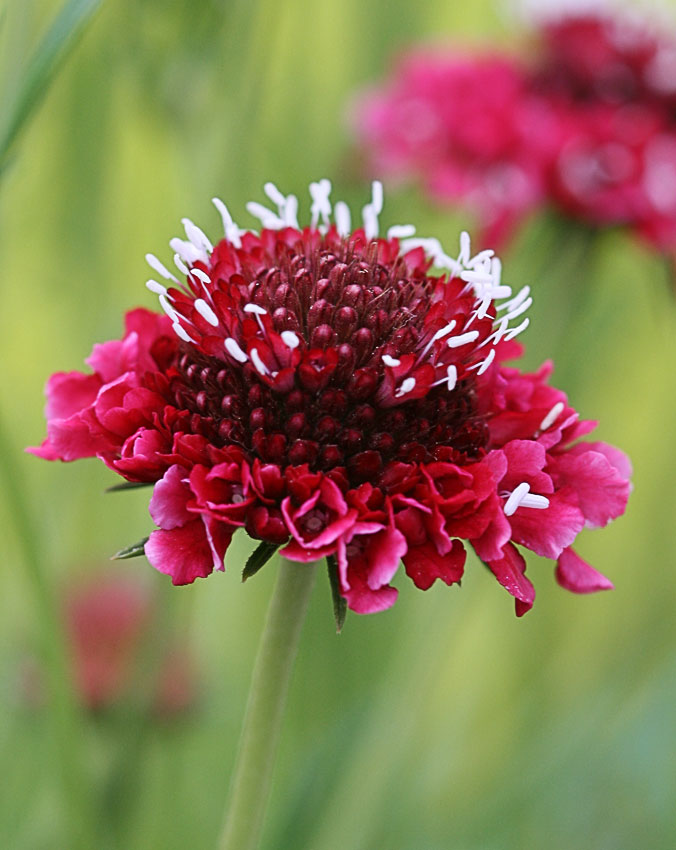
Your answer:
[219,555,317,850]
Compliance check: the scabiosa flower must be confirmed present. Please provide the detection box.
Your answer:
[29,181,630,617]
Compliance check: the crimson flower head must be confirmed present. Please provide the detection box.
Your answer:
[30,181,631,618]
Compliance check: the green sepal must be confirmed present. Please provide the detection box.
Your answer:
[106,481,153,493]
[111,537,149,560]
[326,554,347,633]
[242,541,279,582]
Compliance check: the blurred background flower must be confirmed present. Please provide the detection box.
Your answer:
[1,1,675,849]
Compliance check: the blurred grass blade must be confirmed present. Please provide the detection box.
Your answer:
[0,0,104,174]
[112,537,149,560]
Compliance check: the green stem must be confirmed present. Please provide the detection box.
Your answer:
[219,556,317,850]
[0,412,96,848]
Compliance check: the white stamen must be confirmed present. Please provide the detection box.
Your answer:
[182,218,213,254]
[190,268,211,285]
[504,296,533,323]
[497,286,530,313]
[395,377,416,398]
[264,182,287,209]
[309,179,332,230]
[159,293,178,321]
[387,224,416,239]
[539,402,565,432]
[224,338,248,363]
[362,180,383,240]
[382,354,401,367]
[170,237,206,266]
[478,316,509,349]
[194,298,219,327]
[400,237,460,273]
[503,482,530,517]
[520,494,550,510]
[172,322,194,343]
[146,279,169,297]
[250,347,269,376]
[419,321,457,361]
[446,330,480,348]
[283,194,299,228]
[212,197,242,248]
[334,201,351,237]
[474,348,496,375]
[504,317,529,341]
[146,253,178,282]
[246,201,284,230]
[173,253,189,276]
[281,330,300,349]
[458,231,471,265]
[438,364,458,391]
[243,303,267,316]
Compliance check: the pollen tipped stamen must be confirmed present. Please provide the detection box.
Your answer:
[539,401,565,431]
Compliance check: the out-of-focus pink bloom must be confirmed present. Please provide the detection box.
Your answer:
[29,182,630,616]
[65,573,195,714]
[353,9,676,254]
[354,52,564,247]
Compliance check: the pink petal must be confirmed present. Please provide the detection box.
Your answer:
[549,444,631,528]
[486,543,535,617]
[145,520,227,585]
[44,371,101,420]
[403,538,466,590]
[555,547,614,594]
[509,486,585,559]
[149,465,192,530]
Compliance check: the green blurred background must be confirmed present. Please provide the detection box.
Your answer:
[1,0,675,848]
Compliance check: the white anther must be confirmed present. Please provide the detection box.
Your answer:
[371,180,383,214]
[475,348,495,375]
[194,298,219,327]
[283,194,299,228]
[387,224,416,239]
[478,316,509,349]
[173,253,189,276]
[362,180,384,240]
[442,364,458,391]
[309,179,333,230]
[497,286,530,313]
[224,338,248,363]
[190,268,211,285]
[382,354,401,367]
[334,201,351,237]
[539,402,565,432]
[461,269,494,286]
[212,197,242,248]
[504,317,529,341]
[395,377,416,398]
[490,256,502,287]
[250,347,269,376]
[172,322,195,343]
[458,231,471,265]
[419,321,457,361]
[446,330,480,348]
[264,182,287,209]
[504,296,533,323]
[281,330,300,349]
[159,293,179,321]
[400,237,460,273]
[146,279,169,297]
[503,482,530,517]
[466,249,495,268]
[520,494,550,510]
[182,218,213,254]
[246,201,284,230]
[170,237,206,266]
[243,303,267,316]
[145,253,178,282]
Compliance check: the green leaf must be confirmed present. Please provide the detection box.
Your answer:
[242,541,279,582]
[0,0,104,175]
[111,537,149,561]
[326,555,347,633]
[105,481,153,493]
